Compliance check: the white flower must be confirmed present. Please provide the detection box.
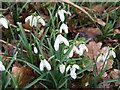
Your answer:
[54,34,69,51]
[39,59,51,71]
[97,49,116,63]
[59,63,65,74]
[66,64,79,79]
[0,17,8,28]
[25,15,45,27]
[108,49,116,58]
[97,53,105,62]
[0,61,5,71]
[60,23,68,34]
[78,44,88,56]
[34,46,38,54]
[65,46,79,58]
[56,9,71,22]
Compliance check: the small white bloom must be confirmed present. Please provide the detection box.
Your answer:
[78,44,88,56]
[65,46,79,58]
[54,34,69,51]
[39,59,51,71]
[60,23,68,34]
[105,49,116,60]
[66,64,79,79]
[34,46,38,54]
[109,49,116,58]
[0,61,5,71]
[0,17,8,28]
[56,9,71,22]
[59,63,65,74]
[97,53,105,62]
[25,15,45,27]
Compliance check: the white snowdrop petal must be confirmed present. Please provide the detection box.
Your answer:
[110,50,116,58]
[73,46,79,54]
[59,64,65,74]
[73,64,79,70]
[0,61,5,71]
[97,54,105,62]
[39,60,44,71]
[66,65,70,72]
[60,10,67,14]
[25,15,32,22]
[0,18,8,29]
[68,49,74,58]
[44,60,51,70]
[79,48,84,56]
[60,35,69,46]
[60,23,68,34]
[58,10,65,22]
[39,18,45,26]
[54,36,60,51]
[70,71,77,79]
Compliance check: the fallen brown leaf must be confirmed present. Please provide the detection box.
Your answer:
[109,69,120,86]
[12,65,34,88]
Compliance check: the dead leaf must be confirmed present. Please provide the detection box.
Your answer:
[85,41,102,60]
[12,65,34,88]
[78,27,100,40]
[109,69,120,86]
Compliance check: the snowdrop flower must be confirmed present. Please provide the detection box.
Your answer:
[97,53,105,62]
[108,49,116,58]
[56,9,71,22]
[59,63,65,74]
[54,34,69,51]
[78,44,88,56]
[97,49,116,63]
[39,59,51,71]
[0,17,8,28]
[25,15,45,27]
[66,64,79,79]
[0,61,5,71]
[60,23,68,34]
[64,46,79,58]
[33,46,38,54]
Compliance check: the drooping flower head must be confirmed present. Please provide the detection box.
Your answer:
[56,9,71,22]
[25,15,45,27]
[39,59,51,71]
[66,64,79,79]
[59,63,65,74]
[78,44,88,56]
[60,23,68,34]
[54,34,69,51]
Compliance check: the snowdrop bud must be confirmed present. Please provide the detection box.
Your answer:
[54,34,69,51]
[79,44,88,56]
[59,64,65,74]
[60,23,68,34]
[39,59,51,71]
[0,17,8,28]
[34,46,38,54]
[0,61,5,71]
